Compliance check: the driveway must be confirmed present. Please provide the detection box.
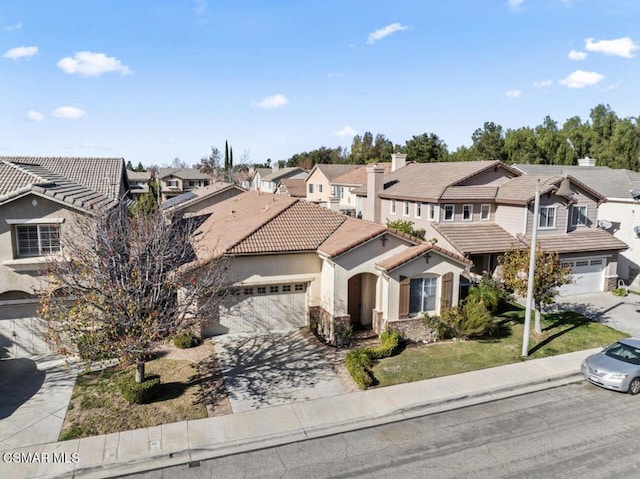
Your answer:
[212,330,345,413]
[552,292,640,337]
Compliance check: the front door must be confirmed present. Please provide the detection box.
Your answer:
[347,275,361,326]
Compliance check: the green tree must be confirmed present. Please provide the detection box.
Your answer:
[504,127,541,164]
[404,133,449,163]
[471,122,507,162]
[386,219,426,240]
[135,162,145,172]
[501,246,572,336]
[534,116,562,164]
[126,160,134,171]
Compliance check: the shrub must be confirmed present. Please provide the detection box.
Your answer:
[370,330,402,359]
[345,349,373,389]
[173,332,199,349]
[612,287,628,297]
[75,332,118,361]
[117,374,161,404]
[334,321,353,348]
[460,301,494,339]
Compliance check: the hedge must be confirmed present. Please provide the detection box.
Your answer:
[117,375,161,404]
[345,330,402,389]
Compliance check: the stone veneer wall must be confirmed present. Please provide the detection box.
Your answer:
[605,276,618,292]
[387,318,437,343]
[309,306,351,346]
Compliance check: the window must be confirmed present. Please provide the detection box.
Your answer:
[444,204,454,221]
[480,204,491,220]
[415,202,422,219]
[428,204,436,221]
[16,224,61,257]
[282,285,291,292]
[256,287,266,294]
[318,184,323,193]
[390,199,397,214]
[575,260,589,267]
[333,186,344,199]
[308,183,314,194]
[269,286,279,293]
[166,179,179,188]
[243,288,253,295]
[409,277,437,315]
[462,204,473,221]
[590,259,603,266]
[294,283,305,291]
[403,201,410,217]
[538,206,556,229]
[189,180,198,187]
[571,205,588,226]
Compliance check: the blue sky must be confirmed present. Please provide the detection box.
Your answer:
[2,0,639,167]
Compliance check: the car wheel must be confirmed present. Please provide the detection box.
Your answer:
[628,378,640,395]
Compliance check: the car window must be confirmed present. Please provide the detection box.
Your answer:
[605,342,640,365]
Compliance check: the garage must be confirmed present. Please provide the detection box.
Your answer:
[0,301,53,357]
[203,282,308,336]
[559,258,605,296]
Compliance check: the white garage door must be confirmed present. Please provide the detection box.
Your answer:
[559,258,605,296]
[0,302,53,357]
[203,283,307,336]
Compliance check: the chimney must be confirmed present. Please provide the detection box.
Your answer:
[272,162,280,173]
[578,156,597,167]
[391,153,407,172]
[365,165,385,223]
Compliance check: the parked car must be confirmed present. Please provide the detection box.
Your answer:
[581,338,640,394]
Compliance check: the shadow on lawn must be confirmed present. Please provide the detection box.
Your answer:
[528,311,591,356]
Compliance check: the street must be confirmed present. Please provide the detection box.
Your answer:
[124,381,640,478]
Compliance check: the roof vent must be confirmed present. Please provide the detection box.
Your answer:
[631,190,640,200]
[597,220,613,230]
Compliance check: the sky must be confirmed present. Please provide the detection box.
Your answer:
[2,0,640,167]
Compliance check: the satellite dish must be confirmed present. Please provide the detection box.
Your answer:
[631,190,640,200]
[597,220,613,230]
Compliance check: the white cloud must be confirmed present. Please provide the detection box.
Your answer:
[585,37,639,58]
[57,51,132,77]
[367,23,409,45]
[508,0,524,8]
[334,126,357,138]
[26,110,45,122]
[6,22,22,31]
[327,72,345,78]
[52,106,86,119]
[559,70,604,88]
[568,50,587,60]
[252,93,288,109]
[533,79,553,88]
[505,89,521,99]
[3,46,38,60]
[194,0,207,15]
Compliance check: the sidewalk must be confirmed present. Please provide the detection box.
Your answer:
[0,348,596,479]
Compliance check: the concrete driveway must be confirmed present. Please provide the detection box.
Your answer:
[212,330,345,413]
[552,292,640,337]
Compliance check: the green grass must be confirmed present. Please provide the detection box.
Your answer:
[59,358,207,440]
[372,303,628,388]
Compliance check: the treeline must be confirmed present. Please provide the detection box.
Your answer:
[285,104,640,171]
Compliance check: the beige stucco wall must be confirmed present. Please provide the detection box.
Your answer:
[458,166,516,186]
[0,194,83,297]
[305,168,331,203]
[597,201,639,284]
[494,204,525,236]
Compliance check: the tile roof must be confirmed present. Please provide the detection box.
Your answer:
[518,228,628,254]
[278,178,306,197]
[160,182,242,212]
[159,168,210,180]
[440,186,499,201]
[376,242,472,272]
[330,163,392,186]
[313,164,362,181]
[318,218,387,257]
[250,168,273,181]
[514,163,640,200]
[433,223,525,254]
[261,167,307,182]
[353,160,518,201]
[0,157,124,211]
[127,170,150,181]
[495,174,605,205]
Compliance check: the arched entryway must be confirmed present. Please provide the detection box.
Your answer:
[347,273,377,329]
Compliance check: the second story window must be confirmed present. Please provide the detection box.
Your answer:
[444,204,454,221]
[415,202,422,218]
[538,206,556,229]
[16,224,61,257]
[166,179,179,188]
[390,199,397,215]
[428,203,436,221]
[571,205,588,226]
[335,186,343,199]
[308,183,314,194]
[480,204,491,220]
[403,201,410,217]
[462,204,473,221]
[318,184,323,193]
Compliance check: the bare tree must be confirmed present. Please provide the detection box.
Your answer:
[41,205,228,383]
[197,146,222,180]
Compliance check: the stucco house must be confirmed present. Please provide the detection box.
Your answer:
[356,158,627,295]
[276,178,306,198]
[514,158,640,290]
[328,162,392,216]
[158,168,211,202]
[257,167,308,193]
[189,191,470,341]
[127,170,150,200]
[0,156,130,355]
[248,167,272,190]
[159,181,245,217]
[305,164,362,204]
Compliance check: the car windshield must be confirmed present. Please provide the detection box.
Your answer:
[605,342,640,365]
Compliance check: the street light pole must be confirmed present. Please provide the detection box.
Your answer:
[522,180,540,357]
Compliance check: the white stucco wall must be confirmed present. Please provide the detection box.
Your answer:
[598,200,640,285]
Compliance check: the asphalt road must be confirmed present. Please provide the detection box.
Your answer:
[124,381,640,479]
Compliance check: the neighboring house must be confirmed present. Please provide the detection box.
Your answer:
[248,167,272,191]
[160,181,245,217]
[276,178,306,198]
[158,168,211,202]
[127,170,150,200]
[190,192,470,341]
[356,158,627,295]
[257,167,308,193]
[0,156,129,355]
[305,164,362,204]
[514,158,640,290]
[330,162,392,216]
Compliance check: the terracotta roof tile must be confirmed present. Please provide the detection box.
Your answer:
[314,164,362,181]
[318,218,387,257]
[330,163,392,186]
[440,186,499,201]
[376,242,472,272]
[518,228,628,253]
[434,223,525,254]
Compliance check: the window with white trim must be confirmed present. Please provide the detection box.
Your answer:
[294,283,305,291]
[415,202,422,219]
[403,201,410,217]
[334,186,344,199]
[571,205,588,226]
[480,204,491,220]
[462,204,473,221]
[443,204,454,221]
[166,179,179,188]
[390,199,396,214]
[256,287,266,294]
[409,276,437,315]
[308,183,314,194]
[318,184,323,193]
[428,203,436,221]
[269,286,279,293]
[538,206,556,229]
[16,224,61,257]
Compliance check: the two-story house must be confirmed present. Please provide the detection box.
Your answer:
[256,167,308,193]
[158,168,211,202]
[127,170,150,200]
[0,156,130,355]
[356,159,627,295]
[514,158,640,291]
[329,162,392,216]
[305,164,362,205]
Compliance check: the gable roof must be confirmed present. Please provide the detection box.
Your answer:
[160,182,243,213]
[376,242,471,272]
[514,163,640,200]
[0,157,126,211]
[495,174,605,205]
[310,164,362,182]
[433,223,525,255]
[353,160,519,201]
[518,228,628,253]
[278,178,306,197]
[127,170,150,181]
[261,167,307,182]
[159,168,210,180]
[330,163,392,186]
[249,168,272,181]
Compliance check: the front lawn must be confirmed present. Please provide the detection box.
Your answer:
[372,304,628,388]
[60,358,208,440]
